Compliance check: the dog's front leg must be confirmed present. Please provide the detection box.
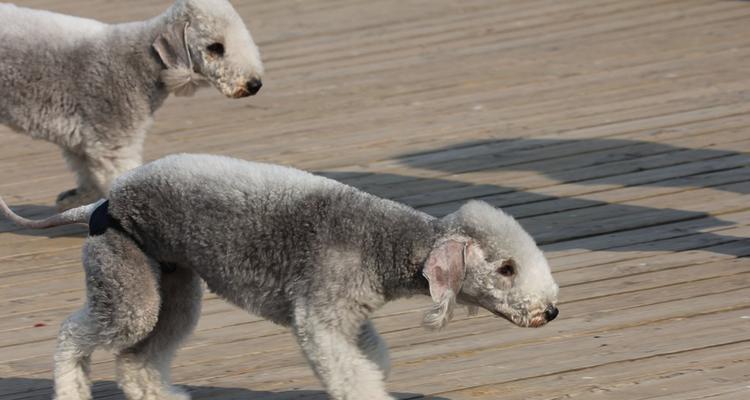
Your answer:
[293,301,395,400]
[358,320,391,379]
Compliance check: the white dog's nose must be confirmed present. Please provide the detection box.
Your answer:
[246,78,262,95]
[544,305,559,321]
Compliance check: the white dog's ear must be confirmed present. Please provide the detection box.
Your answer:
[422,238,469,330]
[152,22,205,97]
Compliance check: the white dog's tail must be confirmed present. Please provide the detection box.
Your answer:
[0,196,101,229]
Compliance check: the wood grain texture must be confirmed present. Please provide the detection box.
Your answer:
[1,1,748,399]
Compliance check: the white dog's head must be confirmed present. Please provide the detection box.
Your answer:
[423,201,559,330]
[153,0,264,98]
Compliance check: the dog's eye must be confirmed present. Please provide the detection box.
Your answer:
[497,261,515,277]
[207,42,225,56]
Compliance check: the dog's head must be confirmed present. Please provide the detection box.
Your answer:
[153,0,263,98]
[423,200,559,330]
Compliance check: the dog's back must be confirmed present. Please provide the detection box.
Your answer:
[109,153,343,214]
[0,4,106,43]
[106,153,387,251]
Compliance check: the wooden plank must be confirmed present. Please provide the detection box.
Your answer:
[439,340,750,399]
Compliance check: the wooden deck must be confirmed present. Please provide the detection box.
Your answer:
[2,0,750,398]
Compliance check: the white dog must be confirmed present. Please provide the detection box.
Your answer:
[1,154,560,400]
[0,0,263,210]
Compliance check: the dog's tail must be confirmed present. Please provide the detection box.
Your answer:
[0,196,101,229]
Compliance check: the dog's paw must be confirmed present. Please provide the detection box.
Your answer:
[55,188,100,211]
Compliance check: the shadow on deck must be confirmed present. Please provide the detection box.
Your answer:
[0,377,451,400]
[323,137,749,256]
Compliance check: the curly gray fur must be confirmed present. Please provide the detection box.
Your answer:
[0,154,558,400]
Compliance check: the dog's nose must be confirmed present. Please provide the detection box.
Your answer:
[245,78,262,95]
[544,305,559,321]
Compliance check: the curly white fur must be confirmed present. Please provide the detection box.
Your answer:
[0,1,263,211]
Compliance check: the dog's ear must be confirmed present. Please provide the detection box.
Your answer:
[153,21,191,70]
[152,21,204,96]
[422,238,469,330]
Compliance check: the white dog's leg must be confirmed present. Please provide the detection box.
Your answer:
[357,320,391,379]
[56,150,103,211]
[57,133,144,210]
[86,151,141,195]
[54,232,162,400]
[53,309,96,400]
[294,303,395,400]
[61,149,97,191]
[116,267,202,400]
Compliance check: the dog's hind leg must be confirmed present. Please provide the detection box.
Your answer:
[116,266,202,400]
[53,309,98,400]
[84,145,142,196]
[54,231,162,400]
[357,320,391,379]
[56,150,102,211]
[56,135,144,211]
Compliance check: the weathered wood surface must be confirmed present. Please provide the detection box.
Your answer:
[1,0,749,399]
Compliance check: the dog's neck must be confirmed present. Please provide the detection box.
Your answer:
[105,11,186,113]
[380,218,443,301]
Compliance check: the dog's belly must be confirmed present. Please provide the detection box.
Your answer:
[198,270,295,326]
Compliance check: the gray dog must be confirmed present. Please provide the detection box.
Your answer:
[0,154,560,400]
[0,0,263,210]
